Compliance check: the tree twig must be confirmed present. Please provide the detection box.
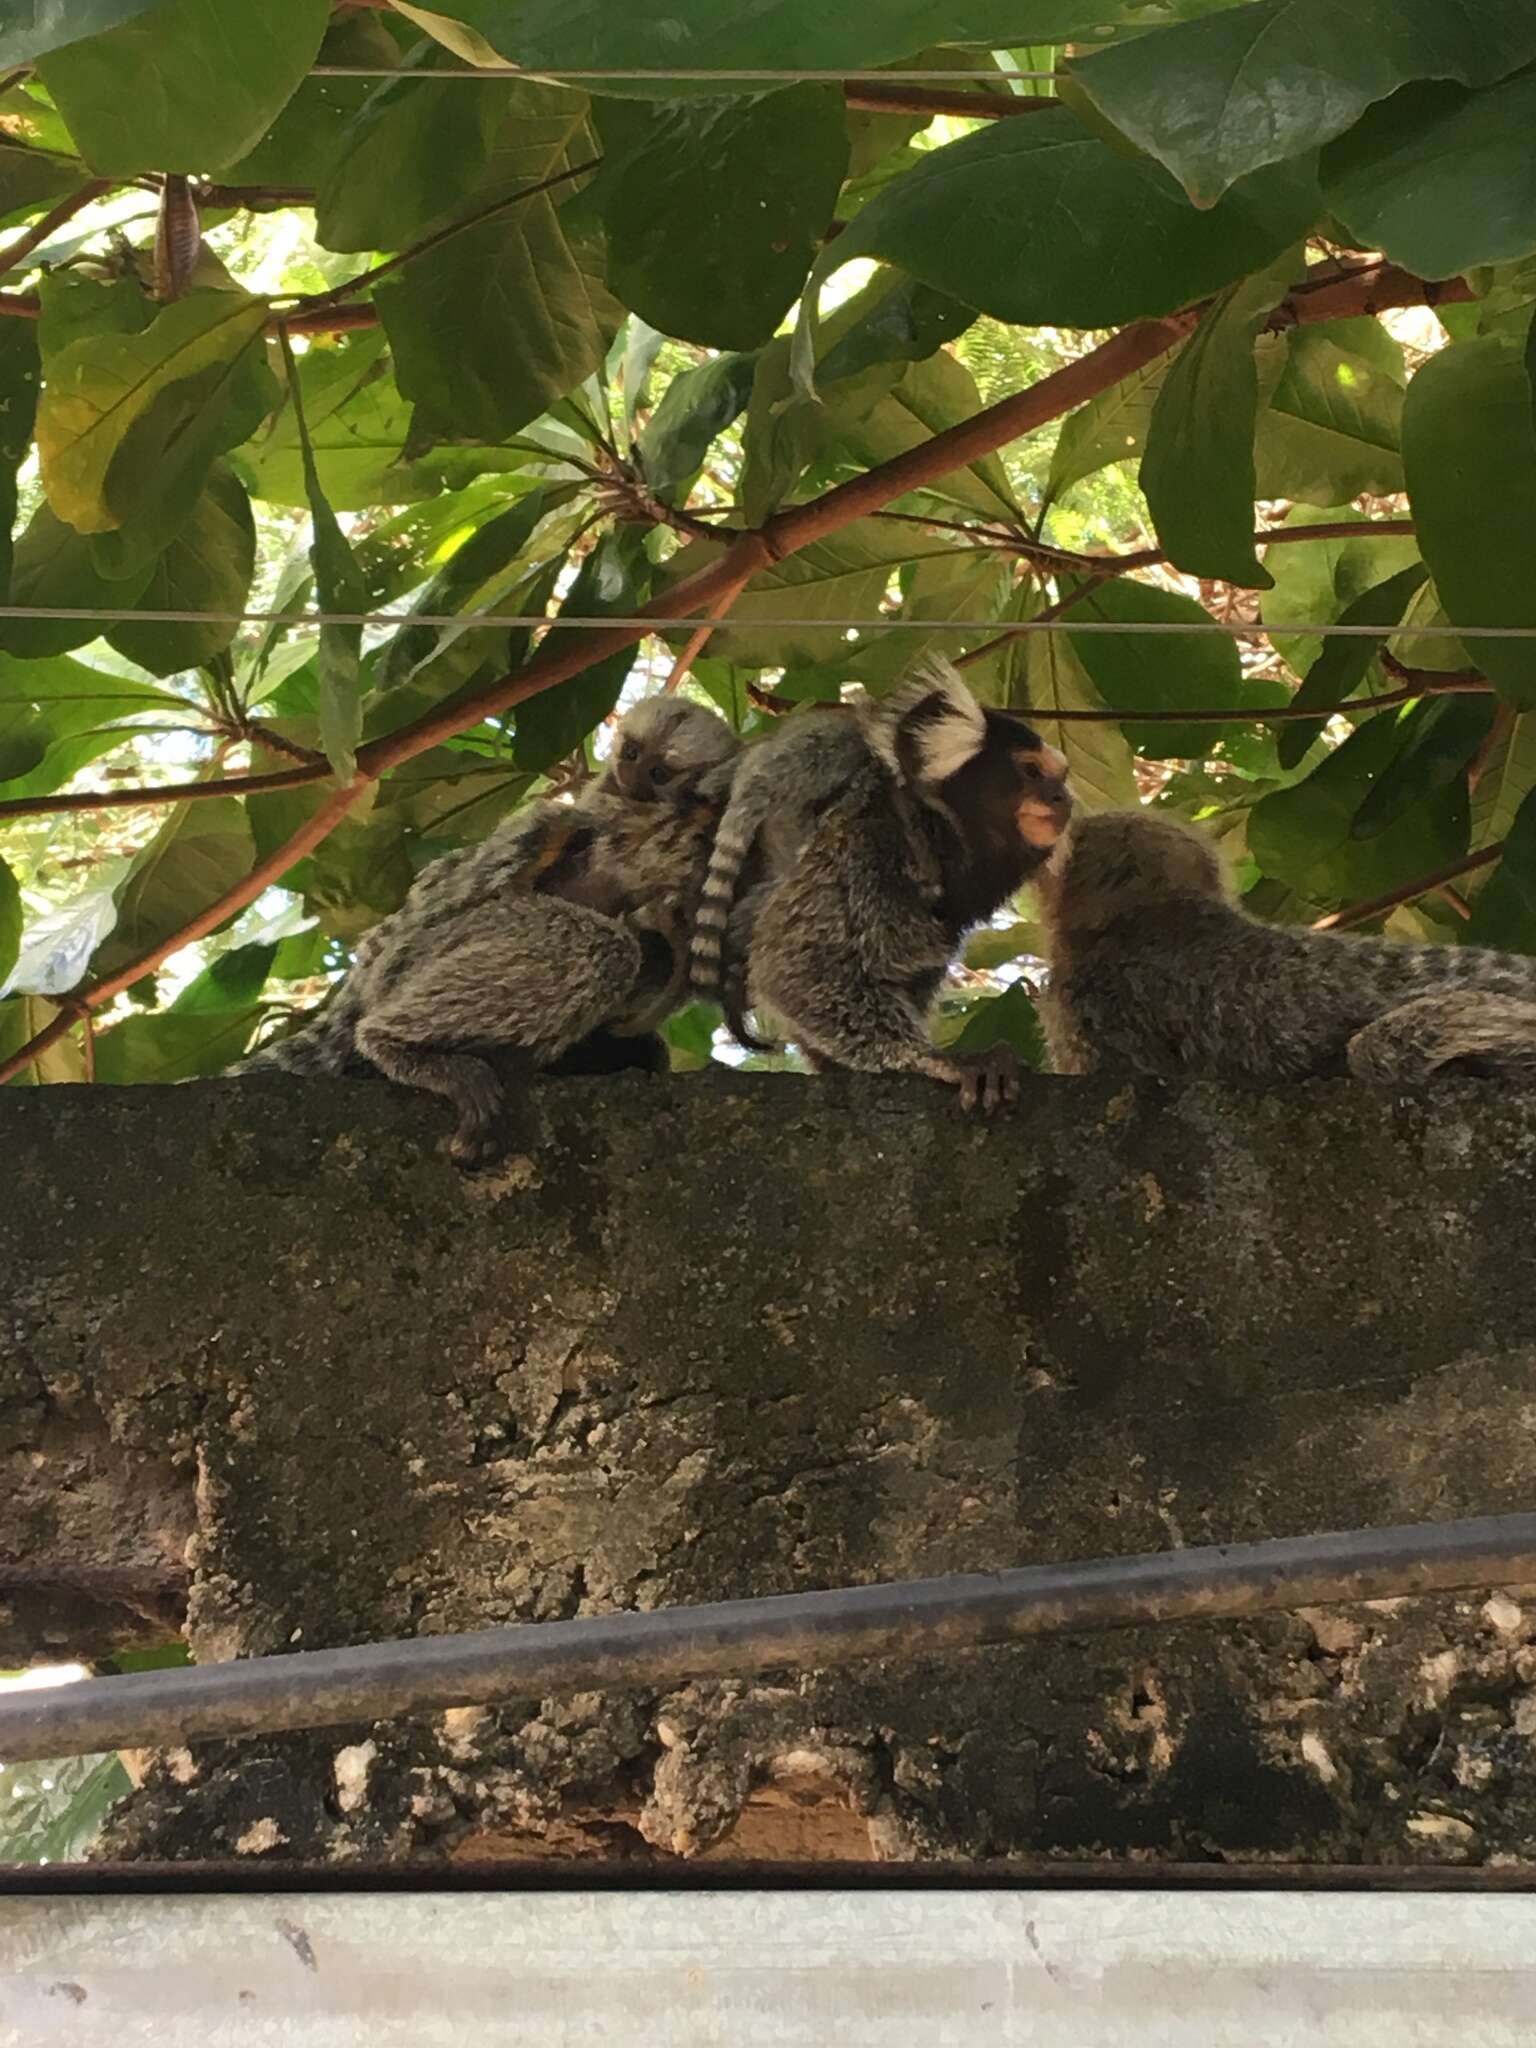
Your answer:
[661,573,755,692]
[843,82,1058,121]
[1313,844,1506,932]
[0,178,113,279]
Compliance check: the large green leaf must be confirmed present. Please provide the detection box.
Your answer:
[804,110,1318,340]
[400,1,1177,79]
[220,13,404,191]
[36,290,275,566]
[315,48,514,254]
[1349,694,1494,841]
[0,321,39,601]
[0,500,154,658]
[514,526,650,774]
[1141,269,1283,587]
[0,855,21,992]
[840,543,1011,688]
[235,330,447,512]
[39,0,330,175]
[590,88,849,350]
[838,348,1023,524]
[1248,708,1469,903]
[636,350,757,501]
[377,85,618,442]
[1259,503,1422,679]
[1066,579,1288,758]
[92,797,256,980]
[105,465,256,677]
[1466,784,1536,950]
[0,138,78,222]
[1070,0,1536,206]
[1402,335,1536,708]
[1275,562,1429,771]
[93,1001,264,1082]
[1252,322,1405,502]
[1322,68,1536,278]
[1047,355,1170,502]
[1020,628,1139,815]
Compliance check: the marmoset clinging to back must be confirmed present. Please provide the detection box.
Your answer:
[232,696,741,1161]
[697,659,1074,1110]
[1038,806,1536,1084]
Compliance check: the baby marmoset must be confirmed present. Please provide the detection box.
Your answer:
[1038,807,1536,1084]
[694,660,1074,1110]
[233,696,741,1161]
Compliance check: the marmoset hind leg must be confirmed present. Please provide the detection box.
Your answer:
[1347,991,1536,1085]
[353,896,646,1165]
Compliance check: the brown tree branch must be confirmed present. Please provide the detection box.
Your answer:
[0,178,113,279]
[1313,844,1505,933]
[662,573,756,692]
[843,83,1058,121]
[0,258,1476,1086]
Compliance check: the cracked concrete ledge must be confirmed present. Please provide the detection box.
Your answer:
[4,1070,1536,1869]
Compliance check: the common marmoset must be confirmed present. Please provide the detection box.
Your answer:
[233,696,741,1160]
[700,660,1073,1110]
[1038,807,1536,1084]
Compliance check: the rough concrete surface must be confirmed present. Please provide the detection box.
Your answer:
[5,1068,1536,1869]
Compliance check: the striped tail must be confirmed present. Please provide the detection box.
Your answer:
[229,984,363,1077]
[689,806,761,1009]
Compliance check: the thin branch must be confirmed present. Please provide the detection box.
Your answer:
[0,178,113,279]
[0,257,1473,1085]
[1381,648,1484,691]
[281,157,601,318]
[843,82,1058,121]
[1313,844,1506,933]
[661,573,756,692]
[0,764,329,821]
[1005,680,1493,726]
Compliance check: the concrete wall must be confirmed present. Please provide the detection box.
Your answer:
[5,1071,1536,1868]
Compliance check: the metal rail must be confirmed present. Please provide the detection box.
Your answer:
[3,1514,1533,1764]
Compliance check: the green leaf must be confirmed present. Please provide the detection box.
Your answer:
[841,543,1011,689]
[37,270,154,359]
[1322,68,1536,278]
[1249,708,1468,903]
[170,940,278,1014]
[635,349,757,501]
[0,705,53,782]
[400,1,1168,78]
[1260,504,1422,680]
[839,347,1023,524]
[802,109,1318,340]
[514,526,651,774]
[377,84,618,442]
[38,0,331,176]
[36,289,275,562]
[0,854,19,988]
[1275,563,1428,771]
[1252,323,1406,502]
[235,330,449,512]
[1350,695,1494,841]
[590,88,849,349]
[221,12,404,191]
[815,279,975,383]
[1047,354,1169,502]
[1142,269,1285,588]
[1066,578,1288,758]
[0,499,154,658]
[1402,335,1536,708]
[279,331,370,782]
[942,983,1047,1070]
[0,320,38,599]
[1466,784,1536,950]
[1069,0,1536,206]
[93,1002,264,1082]
[92,797,255,980]
[1470,712,1536,858]
[105,465,256,677]
[315,46,513,254]
[1021,630,1139,816]
[0,994,87,1083]
[0,138,78,220]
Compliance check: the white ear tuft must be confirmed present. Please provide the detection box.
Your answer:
[861,658,987,787]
